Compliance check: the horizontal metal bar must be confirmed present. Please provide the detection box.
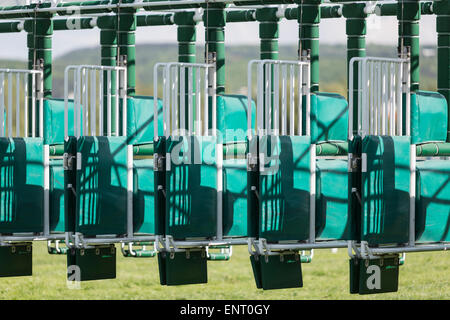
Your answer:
[368,244,450,255]
[264,241,348,251]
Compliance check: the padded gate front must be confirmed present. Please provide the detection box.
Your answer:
[259,135,311,242]
[165,135,218,239]
[0,137,44,233]
[360,135,411,245]
[75,136,128,236]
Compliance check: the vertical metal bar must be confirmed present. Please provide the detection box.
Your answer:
[162,66,167,137]
[196,67,201,135]
[31,71,36,138]
[100,69,104,136]
[212,64,217,134]
[0,73,4,137]
[273,63,279,136]
[390,63,395,135]
[370,62,374,135]
[64,68,69,139]
[298,63,303,136]
[115,68,119,137]
[171,66,176,135]
[361,60,367,138]
[107,69,111,136]
[174,66,179,134]
[16,73,20,137]
[289,65,294,136]
[247,62,253,137]
[180,67,186,135]
[358,60,362,136]
[43,144,50,236]
[348,60,354,139]
[83,68,88,137]
[306,63,311,136]
[204,67,208,135]
[127,144,133,238]
[7,73,12,137]
[188,67,193,135]
[257,63,264,136]
[265,63,270,135]
[405,59,411,136]
[396,63,402,135]
[122,68,127,137]
[281,64,287,135]
[382,62,387,135]
[39,71,43,138]
[24,73,28,137]
[153,65,159,139]
[90,69,96,136]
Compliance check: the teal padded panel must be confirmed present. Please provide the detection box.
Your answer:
[0,138,44,233]
[311,92,348,143]
[217,94,255,143]
[361,136,411,245]
[76,136,128,236]
[44,98,78,145]
[49,159,65,232]
[416,160,450,242]
[165,136,217,239]
[223,158,247,237]
[259,135,311,242]
[127,96,163,145]
[133,158,155,234]
[316,159,351,240]
[411,91,448,144]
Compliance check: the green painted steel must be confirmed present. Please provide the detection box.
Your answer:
[343,3,367,133]
[223,158,247,237]
[0,138,44,233]
[311,92,348,143]
[50,159,65,233]
[44,98,78,145]
[117,9,136,96]
[0,21,21,33]
[133,159,155,234]
[398,0,420,92]
[67,245,116,281]
[0,243,32,277]
[165,136,217,239]
[298,0,320,92]
[204,5,226,94]
[259,135,311,242]
[137,14,173,26]
[256,7,279,60]
[226,9,256,22]
[411,91,448,144]
[361,135,411,245]
[316,159,350,240]
[223,141,247,158]
[49,144,64,156]
[133,143,154,156]
[350,256,400,295]
[127,96,163,145]
[415,159,450,243]
[375,1,433,16]
[250,253,302,290]
[158,250,208,285]
[75,136,128,236]
[416,142,450,156]
[316,142,348,156]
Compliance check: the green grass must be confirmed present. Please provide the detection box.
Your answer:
[0,242,449,299]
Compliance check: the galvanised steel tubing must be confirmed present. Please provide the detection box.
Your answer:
[0,234,66,242]
[367,243,450,255]
[260,241,348,252]
[434,0,450,140]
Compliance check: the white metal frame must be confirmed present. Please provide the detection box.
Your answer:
[0,68,62,243]
[63,65,154,248]
[346,56,444,259]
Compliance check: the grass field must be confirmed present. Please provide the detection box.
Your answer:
[0,242,449,300]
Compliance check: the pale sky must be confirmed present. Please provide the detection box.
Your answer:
[0,13,437,60]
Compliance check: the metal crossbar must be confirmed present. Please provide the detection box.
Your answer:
[0,68,43,138]
[153,62,216,138]
[64,65,127,139]
[247,59,311,137]
[349,57,410,139]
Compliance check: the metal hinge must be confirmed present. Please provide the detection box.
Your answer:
[349,154,361,173]
[63,153,75,171]
[247,153,258,172]
[153,153,166,172]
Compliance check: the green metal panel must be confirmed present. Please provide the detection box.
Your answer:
[250,253,302,290]
[127,96,163,145]
[75,136,128,236]
[218,94,255,143]
[50,159,65,232]
[349,256,400,295]
[133,159,155,234]
[223,158,247,237]
[44,98,78,145]
[0,138,43,233]
[165,136,217,239]
[158,250,207,285]
[361,135,410,245]
[316,159,351,240]
[67,245,116,281]
[259,135,311,242]
[311,92,348,143]
[416,160,450,243]
[411,91,448,144]
[0,243,32,277]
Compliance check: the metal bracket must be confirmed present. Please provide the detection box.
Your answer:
[154,153,166,172]
[63,152,75,171]
[247,153,258,172]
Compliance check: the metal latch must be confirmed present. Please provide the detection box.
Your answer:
[349,154,361,173]
[63,153,75,171]
[247,153,258,172]
[154,153,166,172]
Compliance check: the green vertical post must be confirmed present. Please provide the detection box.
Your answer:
[297,0,321,92]
[24,12,53,136]
[175,12,196,63]
[98,16,117,135]
[398,0,420,92]
[343,2,367,133]
[256,7,279,60]
[117,8,136,96]
[434,0,450,140]
[204,4,226,94]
